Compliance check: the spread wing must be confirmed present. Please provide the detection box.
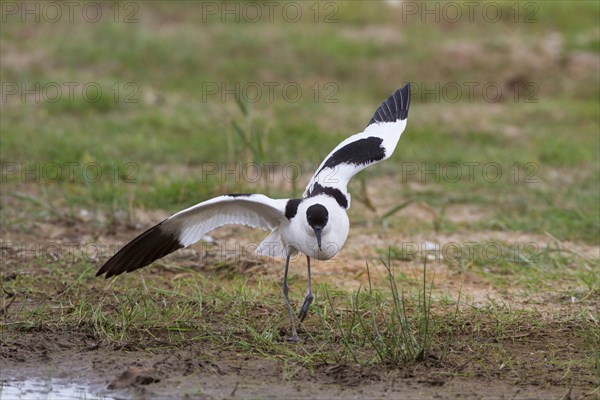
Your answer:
[303,83,411,209]
[96,194,288,278]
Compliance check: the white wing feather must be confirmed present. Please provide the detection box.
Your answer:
[303,84,411,208]
[303,120,407,200]
[168,195,287,246]
[97,194,288,277]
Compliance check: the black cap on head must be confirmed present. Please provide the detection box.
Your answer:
[307,204,328,251]
[306,204,328,229]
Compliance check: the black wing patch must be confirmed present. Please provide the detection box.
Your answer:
[308,183,349,209]
[317,137,386,175]
[368,83,411,125]
[284,198,302,220]
[96,221,183,278]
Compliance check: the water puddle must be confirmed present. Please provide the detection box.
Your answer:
[0,378,115,400]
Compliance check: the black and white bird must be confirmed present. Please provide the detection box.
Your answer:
[97,83,411,341]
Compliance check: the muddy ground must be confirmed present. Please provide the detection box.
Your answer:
[1,189,598,399]
[1,337,590,399]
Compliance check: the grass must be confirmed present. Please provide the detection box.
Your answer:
[348,258,436,365]
[1,0,599,396]
[2,252,598,390]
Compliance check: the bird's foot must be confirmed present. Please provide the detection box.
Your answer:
[297,294,314,323]
[287,335,301,342]
[282,325,300,342]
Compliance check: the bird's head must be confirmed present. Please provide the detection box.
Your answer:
[306,204,329,251]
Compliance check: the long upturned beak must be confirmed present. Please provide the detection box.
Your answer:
[313,226,323,251]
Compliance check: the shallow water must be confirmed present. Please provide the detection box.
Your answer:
[0,378,114,400]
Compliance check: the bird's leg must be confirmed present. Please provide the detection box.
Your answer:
[298,256,314,323]
[282,255,299,342]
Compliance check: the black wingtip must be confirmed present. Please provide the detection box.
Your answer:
[368,83,411,126]
[95,221,183,279]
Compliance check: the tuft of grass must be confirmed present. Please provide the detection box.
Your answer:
[326,253,437,365]
[365,255,435,364]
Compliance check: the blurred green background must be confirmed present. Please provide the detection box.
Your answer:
[1,0,598,244]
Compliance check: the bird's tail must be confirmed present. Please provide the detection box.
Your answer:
[255,228,286,259]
